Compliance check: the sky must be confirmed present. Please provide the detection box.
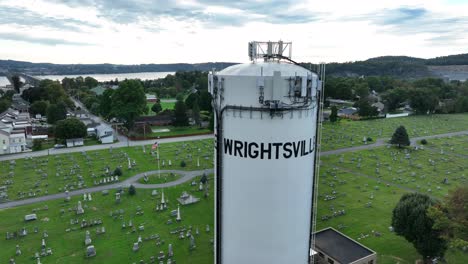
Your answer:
[0,0,467,64]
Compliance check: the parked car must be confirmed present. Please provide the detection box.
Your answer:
[54,144,66,149]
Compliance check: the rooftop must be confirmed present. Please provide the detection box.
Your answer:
[314,228,375,264]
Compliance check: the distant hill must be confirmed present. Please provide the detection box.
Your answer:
[2,53,468,79]
[0,60,238,75]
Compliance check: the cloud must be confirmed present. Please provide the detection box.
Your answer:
[0,5,99,31]
[0,32,93,46]
[49,0,321,26]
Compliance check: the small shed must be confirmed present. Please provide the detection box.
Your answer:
[66,138,84,148]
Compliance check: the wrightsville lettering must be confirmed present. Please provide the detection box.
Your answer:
[223,137,315,159]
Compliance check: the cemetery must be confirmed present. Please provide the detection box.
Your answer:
[0,139,213,202]
[321,113,468,150]
[0,175,214,264]
[0,118,467,263]
[316,134,468,264]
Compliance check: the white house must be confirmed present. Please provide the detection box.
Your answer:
[96,124,114,144]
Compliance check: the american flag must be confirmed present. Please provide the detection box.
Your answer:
[152,141,159,150]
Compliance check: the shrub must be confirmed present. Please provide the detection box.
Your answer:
[128,184,136,195]
[32,139,43,151]
[367,137,373,142]
[420,139,428,145]
[180,160,186,167]
[114,167,123,176]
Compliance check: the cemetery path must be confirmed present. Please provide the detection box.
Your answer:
[320,130,468,156]
[0,168,214,210]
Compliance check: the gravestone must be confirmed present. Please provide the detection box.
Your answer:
[85,230,92,246]
[133,242,139,252]
[86,245,96,257]
[77,201,84,215]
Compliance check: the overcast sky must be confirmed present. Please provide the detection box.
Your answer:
[0,0,467,64]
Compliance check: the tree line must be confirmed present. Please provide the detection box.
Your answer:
[325,76,468,115]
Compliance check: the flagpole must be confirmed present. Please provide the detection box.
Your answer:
[157,144,161,178]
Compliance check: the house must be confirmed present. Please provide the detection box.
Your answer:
[95,124,114,144]
[312,227,377,264]
[66,138,84,148]
[146,94,158,103]
[371,102,385,113]
[337,107,358,117]
[8,132,27,153]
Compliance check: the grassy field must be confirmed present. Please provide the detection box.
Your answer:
[0,139,213,202]
[144,100,176,116]
[149,126,211,138]
[1,115,468,263]
[321,113,468,151]
[0,175,214,264]
[317,135,468,263]
[137,172,182,184]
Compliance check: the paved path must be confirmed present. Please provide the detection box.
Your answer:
[0,169,213,210]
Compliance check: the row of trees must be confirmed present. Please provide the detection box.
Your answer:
[326,76,468,114]
[22,80,75,124]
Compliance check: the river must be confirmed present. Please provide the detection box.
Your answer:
[33,71,175,82]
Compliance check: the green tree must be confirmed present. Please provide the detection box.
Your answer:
[390,125,410,148]
[46,101,67,124]
[0,99,11,113]
[128,184,136,195]
[151,103,162,114]
[11,75,22,93]
[114,167,123,176]
[185,93,199,109]
[84,77,98,89]
[54,118,87,140]
[99,89,114,120]
[192,98,201,127]
[173,99,189,126]
[111,80,147,129]
[30,100,49,116]
[199,90,212,112]
[428,185,468,251]
[382,87,408,112]
[330,106,338,122]
[32,139,42,151]
[357,99,378,117]
[409,88,439,114]
[392,193,447,263]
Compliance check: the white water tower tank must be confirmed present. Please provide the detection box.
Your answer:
[209,41,324,264]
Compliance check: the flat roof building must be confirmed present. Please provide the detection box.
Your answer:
[313,227,377,264]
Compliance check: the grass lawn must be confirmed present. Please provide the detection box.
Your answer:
[144,100,176,116]
[321,113,468,151]
[317,135,468,263]
[0,139,213,202]
[137,173,182,184]
[149,126,211,138]
[1,115,468,263]
[0,175,214,264]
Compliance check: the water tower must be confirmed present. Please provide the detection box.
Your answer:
[209,41,325,264]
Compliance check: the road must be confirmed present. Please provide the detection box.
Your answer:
[0,168,213,210]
